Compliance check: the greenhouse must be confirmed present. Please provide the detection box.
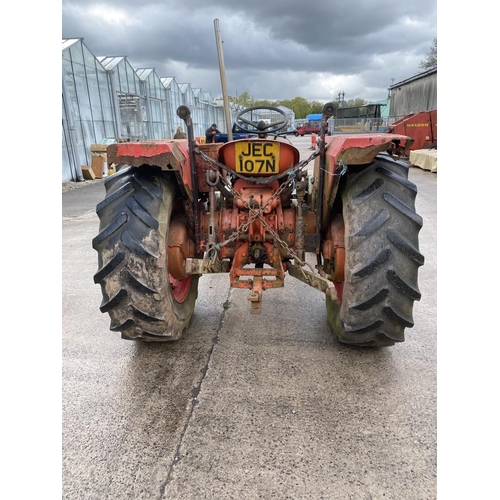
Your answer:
[62,38,249,182]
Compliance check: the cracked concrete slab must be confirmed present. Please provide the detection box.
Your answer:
[62,136,436,499]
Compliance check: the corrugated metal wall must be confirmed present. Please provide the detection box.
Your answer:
[389,69,437,119]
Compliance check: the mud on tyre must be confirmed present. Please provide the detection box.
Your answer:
[92,165,199,341]
[327,155,424,347]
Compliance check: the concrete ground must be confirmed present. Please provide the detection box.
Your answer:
[62,136,437,499]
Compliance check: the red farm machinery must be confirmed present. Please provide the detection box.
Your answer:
[93,104,424,347]
[389,109,437,151]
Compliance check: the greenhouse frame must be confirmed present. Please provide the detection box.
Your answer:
[62,38,256,182]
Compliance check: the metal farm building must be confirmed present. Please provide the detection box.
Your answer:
[388,68,437,121]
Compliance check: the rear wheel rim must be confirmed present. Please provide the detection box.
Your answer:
[169,274,192,303]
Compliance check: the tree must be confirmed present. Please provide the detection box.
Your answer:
[229,91,255,107]
[228,93,370,119]
[287,97,311,119]
[254,99,272,107]
[419,38,437,70]
[344,98,368,108]
[271,97,310,119]
[309,100,325,114]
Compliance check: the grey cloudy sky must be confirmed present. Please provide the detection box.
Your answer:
[62,0,437,103]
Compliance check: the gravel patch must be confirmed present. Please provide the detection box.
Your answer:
[62,178,105,193]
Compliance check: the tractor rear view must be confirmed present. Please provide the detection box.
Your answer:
[93,103,423,347]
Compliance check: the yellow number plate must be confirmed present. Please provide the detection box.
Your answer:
[234,141,280,175]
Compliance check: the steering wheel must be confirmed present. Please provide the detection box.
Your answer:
[235,106,288,135]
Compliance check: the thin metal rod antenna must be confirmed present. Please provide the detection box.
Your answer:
[214,18,233,142]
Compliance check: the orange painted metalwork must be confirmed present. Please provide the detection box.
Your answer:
[326,215,345,283]
[314,133,414,230]
[321,214,345,303]
[112,140,180,159]
[167,215,196,280]
[195,143,223,192]
[230,242,285,288]
[218,139,300,174]
[106,140,193,191]
[233,179,280,213]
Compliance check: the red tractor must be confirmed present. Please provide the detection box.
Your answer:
[93,104,423,347]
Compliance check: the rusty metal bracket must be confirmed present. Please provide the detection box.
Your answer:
[248,276,263,314]
[286,262,337,300]
[295,169,308,261]
[184,258,231,275]
[205,169,220,256]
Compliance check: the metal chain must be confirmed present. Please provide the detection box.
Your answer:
[195,145,322,274]
[228,177,315,276]
[219,172,293,244]
[320,159,348,177]
[194,143,350,286]
[203,174,288,263]
[195,147,321,184]
[204,172,293,270]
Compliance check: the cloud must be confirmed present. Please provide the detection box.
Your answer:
[62,0,437,102]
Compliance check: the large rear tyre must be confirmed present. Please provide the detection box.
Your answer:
[92,166,199,341]
[326,156,424,347]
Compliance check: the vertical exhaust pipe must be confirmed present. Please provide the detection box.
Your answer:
[177,105,201,255]
[316,102,336,264]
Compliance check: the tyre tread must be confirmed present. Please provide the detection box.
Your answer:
[327,156,423,347]
[94,167,198,341]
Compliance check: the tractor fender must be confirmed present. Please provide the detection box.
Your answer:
[106,139,201,199]
[311,133,414,230]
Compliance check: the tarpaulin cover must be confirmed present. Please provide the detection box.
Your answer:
[410,149,437,173]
